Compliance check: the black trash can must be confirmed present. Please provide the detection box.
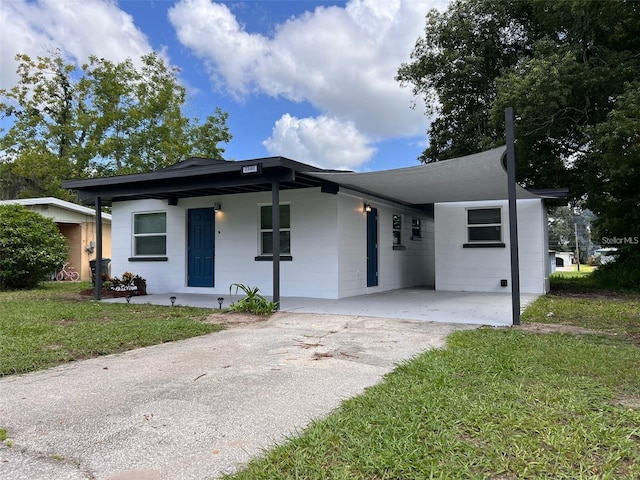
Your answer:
[89,258,111,285]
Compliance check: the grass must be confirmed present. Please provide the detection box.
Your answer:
[0,282,223,376]
[222,273,640,479]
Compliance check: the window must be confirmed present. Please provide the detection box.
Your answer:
[259,204,290,255]
[411,218,421,239]
[133,212,167,256]
[392,214,402,245]
[467,208,502,243]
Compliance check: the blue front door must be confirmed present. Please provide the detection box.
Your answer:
[366,207,378,287]
[188,208,214,287]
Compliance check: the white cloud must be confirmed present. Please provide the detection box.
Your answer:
[263,114,376,170]
[0,0,153,89]
[169,0,449,140]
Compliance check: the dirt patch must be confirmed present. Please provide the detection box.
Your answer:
[518,322,616,336]
[204,312,270,327]
[612,395,640,410]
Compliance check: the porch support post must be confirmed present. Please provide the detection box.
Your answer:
[505,107,520,326]
[271,180,280,309]
[94,196,103,301]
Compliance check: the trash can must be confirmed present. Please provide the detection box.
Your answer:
[89,258,111,285]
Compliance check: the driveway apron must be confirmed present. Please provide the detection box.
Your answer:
[0,313,476,480]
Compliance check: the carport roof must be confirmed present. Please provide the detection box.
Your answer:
[63,146,566,206]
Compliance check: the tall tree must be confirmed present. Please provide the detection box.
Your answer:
[397,0,640,191]
[397,0,640,282]
[0,51,232,199]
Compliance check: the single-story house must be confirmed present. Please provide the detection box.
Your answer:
[555,251,575,268]
[63,146,566,301]
[0,197,112,281]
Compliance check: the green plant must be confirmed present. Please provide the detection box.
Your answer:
[228,283,277,315]
[0,204,68,290]
[107,271,147,295]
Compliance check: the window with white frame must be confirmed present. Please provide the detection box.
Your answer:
[133,212,167,256]
[467,208,502,243]
[411,218,421,239]
[259,204,291,255]
[392,214,402,245]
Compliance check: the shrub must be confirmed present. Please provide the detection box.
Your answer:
[107,271,147,295]
[228,283,277,315]
[0,204,68,290]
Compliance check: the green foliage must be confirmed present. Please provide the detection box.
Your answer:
[398,0,640,284]
[0,281,223,375]
[228,283,278,315]
[0,51,232,199]
[0,205,68,290]
[105,271,147,295]
[592,251,640,292]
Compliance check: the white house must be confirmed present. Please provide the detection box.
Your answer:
[63,147,566,301]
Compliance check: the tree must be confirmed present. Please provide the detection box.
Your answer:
[0,204,68,290]
[0,51,232,199]
[397,0,640,191]
[398,0,640,285]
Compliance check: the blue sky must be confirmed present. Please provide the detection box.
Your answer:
[0,0,449,171]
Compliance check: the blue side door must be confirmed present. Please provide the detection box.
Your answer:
[366,207,378,287]
[188,208,215,287]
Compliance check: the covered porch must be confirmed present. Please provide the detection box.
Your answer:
[102,288,540,327]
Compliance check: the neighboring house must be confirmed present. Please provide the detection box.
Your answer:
[555,251,575,268]
[63,147,566,301]
[0,197,112,281]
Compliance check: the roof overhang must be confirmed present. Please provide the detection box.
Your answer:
[62,146,567,207]
[304,146,560,204]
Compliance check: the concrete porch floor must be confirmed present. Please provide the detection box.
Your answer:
[103,288,538,327]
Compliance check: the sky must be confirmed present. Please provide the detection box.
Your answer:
[0,0,450,172]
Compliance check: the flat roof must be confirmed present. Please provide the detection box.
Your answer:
[62,147,566,206]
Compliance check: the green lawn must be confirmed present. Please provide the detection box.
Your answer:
[222,276,640,479]
[0,282,223,375]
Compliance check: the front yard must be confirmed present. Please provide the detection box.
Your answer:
[0,282,223,376]
[1,277,639,478]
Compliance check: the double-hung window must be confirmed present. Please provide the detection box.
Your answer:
[133,212,167,256]
[466,208,502,244]
[259,204,291,255]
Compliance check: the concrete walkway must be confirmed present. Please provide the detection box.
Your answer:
[105,288,537,327]
[0,313,478,480]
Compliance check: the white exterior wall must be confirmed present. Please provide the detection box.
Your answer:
[434,198,548,294]
[111,189,340,298]
[336,195,434,298]
[110,189,435,299]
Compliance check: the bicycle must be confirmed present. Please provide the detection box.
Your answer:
[56,262,80,281]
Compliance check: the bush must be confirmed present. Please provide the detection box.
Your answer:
[0,204,68,290]
[228,283,277,315]
[591,249,640,292]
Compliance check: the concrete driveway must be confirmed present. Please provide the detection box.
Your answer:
[0,313,477,480]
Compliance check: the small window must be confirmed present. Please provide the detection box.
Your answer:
[260,204,291,255]
[392,214,402,246]
[467,208,501,243]
[411,218,421,239]
[133,212,167,256]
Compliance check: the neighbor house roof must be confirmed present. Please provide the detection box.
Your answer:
[62,146,567,207]
[0,197,112,222]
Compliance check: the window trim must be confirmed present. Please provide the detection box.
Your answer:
[464,207,504,247]
[132,211,167,258]
[258,203,291,257]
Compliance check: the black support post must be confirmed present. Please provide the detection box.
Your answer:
[271,180,280,309]
[505,107,520,326]
[94,196,103,301]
